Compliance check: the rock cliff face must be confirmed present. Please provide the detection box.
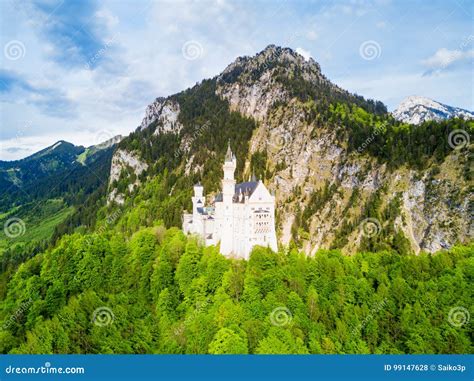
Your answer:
[108,149,148,205]
[108,45,472,254]
[248,106,470,253]
[216,50,471,253]
[140,98,183,134]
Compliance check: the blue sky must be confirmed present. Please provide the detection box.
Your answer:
[0,0,472,160]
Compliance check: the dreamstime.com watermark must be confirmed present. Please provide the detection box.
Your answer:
[448,129,470,150]
[357,122,387,153]
[4,39,26,61]
[174,298,211,336]
[97,209,122,235]
[268,132,289,151]
[85,209,122,245]
[84,33,121,70]
[359,40,381,61]
[5,362,85,375]
[2,298,33,330]
[181,40,203,60]
[437,34,474,71]
[174,121,211,159]
[350,298,388,337]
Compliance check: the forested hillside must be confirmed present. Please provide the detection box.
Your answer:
[0,45,472,355]
[0,224,472,354]
[106,46,472,256]
[0,141,117,295]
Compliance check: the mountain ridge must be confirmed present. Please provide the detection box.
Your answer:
[140,45,387,131]
[393,96,474,125]
[0,136,122,260]
[106,45,472,255]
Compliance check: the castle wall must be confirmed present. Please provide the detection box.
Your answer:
[182,149,278,260]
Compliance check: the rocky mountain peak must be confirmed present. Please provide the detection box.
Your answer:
[139,97,182,133]
[253,44,320,69]
[214,45,347,121]
[393,95,474,125]
[92,135,123,150]
[218,44,323,86]
[138,45,359,131]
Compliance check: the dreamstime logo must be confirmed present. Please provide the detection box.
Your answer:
[86,209,123,245]
[182,40,203,60]
[91,307,114,327]
[268,133,288,151]
[3,217,26,238]
[359,40,381,61]
[173,298,211,338]
[4,40,26,61]
[270,307,292,327]
[448,306,470,328]
[359,218,381,238]
[448,129,470,150]
[94,130,115,146]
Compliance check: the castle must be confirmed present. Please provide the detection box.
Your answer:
[182,143,278,259]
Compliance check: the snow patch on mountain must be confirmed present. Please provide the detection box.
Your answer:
[393,96,474,125]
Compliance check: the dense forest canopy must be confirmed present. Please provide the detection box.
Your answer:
[0,224,472,354]
[0,48,472,355]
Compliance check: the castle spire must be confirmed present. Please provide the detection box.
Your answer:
[225,140,233,162]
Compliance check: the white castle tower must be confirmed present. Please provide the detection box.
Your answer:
[192,182,204,215]
[220,142,237,255]
[183,142,278,259]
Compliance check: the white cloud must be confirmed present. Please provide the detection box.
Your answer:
[95,8,119,29]
[422,48,474,72]
[296,47,311,61]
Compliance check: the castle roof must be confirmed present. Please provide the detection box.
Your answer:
[235,181,258,197]
[214,181,259,203]
[225,140,234,162]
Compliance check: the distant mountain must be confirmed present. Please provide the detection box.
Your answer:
[0,137,121,257]
[0,138,121,204]
[392,96,474,125]
[1,141,84,191]
[77,135,123,164]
